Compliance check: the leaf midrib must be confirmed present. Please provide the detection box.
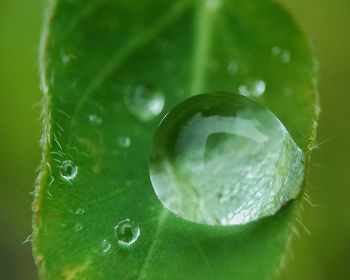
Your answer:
[135,1,221,278]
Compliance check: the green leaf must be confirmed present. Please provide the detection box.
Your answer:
[32,0,319,279]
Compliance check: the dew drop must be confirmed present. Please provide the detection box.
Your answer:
[206,0,221,10]
[89,114,103,125]
[149,93,304,226]
[60,160,78,180]
[60,50,76,65]
[125,82,165,122]
[100,239,112,253]
[73,223,83,232]
[272,46,281,56]
[254,80,266,96]
[281,50,291,63]
[118,136,131,149]
[115,219,140,247]
[75,208,85,215]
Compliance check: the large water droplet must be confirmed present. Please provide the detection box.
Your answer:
[149,93,304,226]
[125,82,165,122]
[115,219,140,247]
[60,160,78,180]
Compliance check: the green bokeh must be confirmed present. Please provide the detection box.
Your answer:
[0,0,349,279]
[0,0,42,279]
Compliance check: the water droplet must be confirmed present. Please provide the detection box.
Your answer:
[75,208,85,215]
[115,219,140,247]
[239,80,266,98]
[149,93,304,226]
[254,80,266,96]
[60,160,78,180]
[272,46,281,56]
[118,136,131,149]
[281,50,291,63]
[100,239,111,253]
[74,223,83,232]
[60,50,76,65]
[125,82,165,122]
[227,59,239,75]
[206,0,221,10]
[89,114,103,125]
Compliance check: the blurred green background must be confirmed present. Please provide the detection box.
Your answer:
[0,0,349,279]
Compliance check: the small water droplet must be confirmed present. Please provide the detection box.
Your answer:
[100,239,112,253]
[125,82,165,122]
[118,136,131,149]
[74,223,83,232]
[281,50,291,63]
[253,80,266,96]
[272,46,281,56]
[115,219,140,247]
[206,0,221,10]
[89,114,103,125]
[149,93,304,226]
[239,80,266,98]
[227,59,239,75]
[60,51,76,65]
[60,160,78,180]
[75,208,85,215]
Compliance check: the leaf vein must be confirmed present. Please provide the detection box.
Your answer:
[69,0,192,130]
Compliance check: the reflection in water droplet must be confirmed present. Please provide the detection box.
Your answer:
[115,219,140,247]
[149,93,304,226]
[60,160,78,180]
[125,82,165,122]
[75,208,85,215]
[227,59,239,75]
[238,84,249,96]
[74,223,83,232]
[254,80,266,96]
[239,80,266,98]
[89,114,103,125]
[101,239,111,253]
[118,136,131,149]
[272,46,291,64]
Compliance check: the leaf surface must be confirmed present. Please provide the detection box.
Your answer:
[33,0,319,279]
